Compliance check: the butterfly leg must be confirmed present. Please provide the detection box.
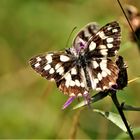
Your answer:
[83,91,92,108]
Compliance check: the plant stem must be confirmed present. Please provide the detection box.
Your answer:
[110,91,134,140]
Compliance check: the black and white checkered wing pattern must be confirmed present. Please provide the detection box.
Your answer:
[87,58,119,91]
[29,52,89,97]
[29,21,121,98]
[86,21,121,57]
[56,65,89,97]
[29,52,75,81]
[72,22,99,52]
[84,21,121,91]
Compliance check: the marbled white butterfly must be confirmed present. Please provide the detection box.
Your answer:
[29,21,121,108]
[125,5,140,43]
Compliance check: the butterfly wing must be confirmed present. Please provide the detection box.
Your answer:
[72,22,99,53]
[83,21,121,91]
[56,65,89,97]
[85,21,121,57]
[86,58,119,91]
[115,56,128,90]
[29,52,89,97]
[29,52,76,81]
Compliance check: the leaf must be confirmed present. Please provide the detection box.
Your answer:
[93,109,128,133]
[73,100,86,110]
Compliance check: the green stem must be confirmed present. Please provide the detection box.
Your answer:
[110,91,134,140]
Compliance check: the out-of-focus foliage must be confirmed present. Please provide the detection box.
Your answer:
[0,0,140,139]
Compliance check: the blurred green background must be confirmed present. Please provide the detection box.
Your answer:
[0,0,140,139]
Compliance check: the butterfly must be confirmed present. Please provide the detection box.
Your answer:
[125,5,140,43]
[115,55,128,90]
[29,21,121,108]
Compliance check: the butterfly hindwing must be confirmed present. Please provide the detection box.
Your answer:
[87,58,119,91]
[72,22,99,52]
[56,65,89,97]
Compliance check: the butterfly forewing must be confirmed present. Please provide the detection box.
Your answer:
[29,52,76,81]
[86,21,121,57]
[30,52,90,97]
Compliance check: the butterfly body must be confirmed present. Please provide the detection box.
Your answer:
[29,21,121,106]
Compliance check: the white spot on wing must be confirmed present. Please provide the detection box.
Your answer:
[65,73,72,88]
[107,44,113,48]
[112,29,118,33]
[107,37,114,43]
[60,55,70,62]
[70,93,75,97]
[36,57,42,62]
[92,60,99,69]
[99,45,106,49]
[75,79,80,87]
[80,82,85,88]
[50,78,55,81]
[96,87,102,91]
[44,64,51,70]
[84,28,91,37]
[34,63,40,68]
[77,93,82,97]
[115,50,118,55]
[46,54,52,63]
[56,67,64,75]
[69,80,75,86]
[103,86,108,90]
[100,59,107,70]
[97,73,102,81]
[55,63,61,70]
[100,49,108,55]
[49,68,55,74]
[101,71,107,77]
[94,78,99,84]
[89,41,96,51]
[97,31,107,39]
[107,26,112,30]
[71,67,77,75]
[104,68,111,75]
[109,82,114,86]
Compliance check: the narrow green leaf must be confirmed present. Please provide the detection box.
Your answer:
[73,100,86,110]
[93,109,128,133]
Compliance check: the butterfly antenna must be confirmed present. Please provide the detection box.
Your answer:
[116,0,140,48]
[65,26,77,48]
